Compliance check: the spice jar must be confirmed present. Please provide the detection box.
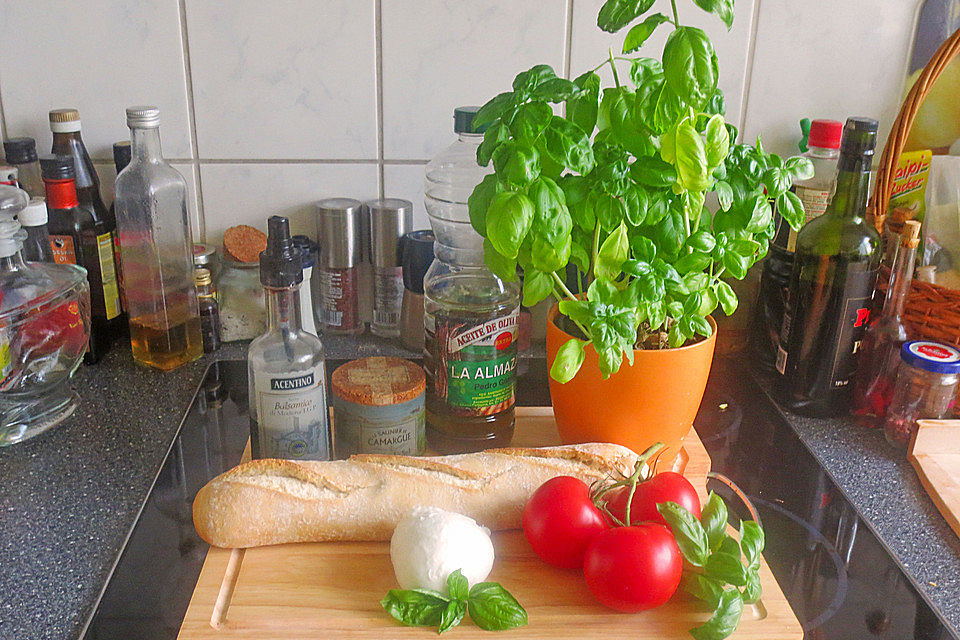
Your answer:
[399,230,435,351]
[192,243,221,286]
[317,198,363,335]
[882,340,960,449]
[218,256,266,341]
[367,198,413,338]
[331,357,426,457]
[194,268,221,353]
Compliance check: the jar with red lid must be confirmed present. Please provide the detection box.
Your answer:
[882,340,960,449]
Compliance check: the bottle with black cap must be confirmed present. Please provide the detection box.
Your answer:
[3,137,43,197]
[776,117,882,417]
[248,216,330,461]
[399,229,435,351]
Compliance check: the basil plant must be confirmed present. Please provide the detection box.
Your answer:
[467,0,814,383]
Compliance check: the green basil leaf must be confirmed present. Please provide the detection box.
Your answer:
[622,259,653,277]
[653,83,686,133]
[567,71,601,135]
[721,250,749,279]
[523,266,555,307]
[776,190,805,231]
[468,174,501,237]
[629,57,663,85]
[652,201,686,260]
[623,184,649,226]
[622,13,670,53]
[381,588,450,627]
[439,599,466,634]
[688,229,716,253]
[630,232,657,263]
[595,222,630,280]
[512,64,557,93]
[532,77,582,103]
[559,299,592,327]
[716,279,738,315]
[483,238,518,282]
[473,91,516,131]
[657,501,710,567]
[528,176,572,247]
[705,114,730,168]
[667,322,685,347]
[446,569,469,602]
[587,277,619,304]
[715,180,734,211]
[742,570,762,605]
[700,492,729,553]
[550,337,588,383]
[492,141,540,188]
[597,345,624,378]
[645,192,669,225]
[663,26,718,109]
[594,192,627,231]
[486,192,534,259]
[467,582,528,631]
[739,520,765,569]
[597,0,656,33]
[542,116,595,174]
[675,120,711,191]
[631,156,677,188]
[704,547,748,587]
[570,238,590,273]
[532,235,571,274]
[785,155,815,181]
[682,574,724,609]
[690,588,743,640]
[761,166,791,197]
[699,284,719,316]
[509,102,552,143]
[706,87,727,116]
[477,122,511,167]
[692,0,734,29]
[675,250,711,274]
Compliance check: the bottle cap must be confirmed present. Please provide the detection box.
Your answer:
[454,106,485,134]
[49,108,81,133]
[291,235,318,269]
[113,140,132,174]
[193,242,217,268]
[126,105,161,129]
[400,229,435,294]
[901,340,960,375]
[40,155,76,181]
[193,267,213,287]
[366,198,413,267]
[901,220,921,249]
[840,117,878,157]
[0,185,29,218]
[18,198,48,227]
[260,215,303,288]
[3,137,38,164]
[316,197,363,268]
[807,119,843,150]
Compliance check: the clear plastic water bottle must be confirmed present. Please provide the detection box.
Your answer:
[422,107,521,454]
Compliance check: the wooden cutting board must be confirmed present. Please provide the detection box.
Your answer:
[178,407,802,639]
[910,419,960,539]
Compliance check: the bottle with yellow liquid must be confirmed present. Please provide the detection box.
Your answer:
[114,106,202,370]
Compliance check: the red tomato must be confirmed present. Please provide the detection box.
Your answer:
[606,471,701,527]
[583,524,682,612]
[522,476,608,569]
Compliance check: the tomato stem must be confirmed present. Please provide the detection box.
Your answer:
[591,442,665,526]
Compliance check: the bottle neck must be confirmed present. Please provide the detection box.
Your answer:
[266,285,302,331]
[0,250,27,272]
[196,282,216,300]
[435,240,485,266]
[882,240,917,320]
[43,177,80,210]
[130,127,163,162]
[826,155,871,221]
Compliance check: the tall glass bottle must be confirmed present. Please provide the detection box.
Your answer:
[851,220,921,426]
[114,106,202,371]
[423,107,521,453]
[248,216,330,460]
[776,118,882,416]
[41,155,118,364]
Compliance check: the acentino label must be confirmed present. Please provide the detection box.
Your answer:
[270,372,315,391]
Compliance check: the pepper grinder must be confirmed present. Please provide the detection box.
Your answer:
[367,198,413,338]
[316,198,364,335]
[399,230,435,351]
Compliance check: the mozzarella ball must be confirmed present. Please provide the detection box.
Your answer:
[390,506,495,594]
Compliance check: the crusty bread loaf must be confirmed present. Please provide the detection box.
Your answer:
[193,444,638,548]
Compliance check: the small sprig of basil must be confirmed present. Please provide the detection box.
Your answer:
[381,569,528,634]
[657,493,766,640]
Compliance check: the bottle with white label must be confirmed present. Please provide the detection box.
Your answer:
[248,216,331,460]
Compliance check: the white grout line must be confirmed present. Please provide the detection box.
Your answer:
[374,0,385,199]
[0,69,7,142]
[178,0,207,240]
[736,0,764,142]
[563,0,575,80]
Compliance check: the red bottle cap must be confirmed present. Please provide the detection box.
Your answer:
[807,119,843,149]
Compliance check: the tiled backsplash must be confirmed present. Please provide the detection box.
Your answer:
[0,0,921,242]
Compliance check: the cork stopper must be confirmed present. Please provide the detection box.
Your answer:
[332,357,426,406]
[223,224,268,263]
[901,219,921,249]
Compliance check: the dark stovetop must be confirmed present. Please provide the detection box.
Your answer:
[83,358,958,640]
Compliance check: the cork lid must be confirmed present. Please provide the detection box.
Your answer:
[901,219,921,249]
[332,357,426,405]
[223,224,268,263]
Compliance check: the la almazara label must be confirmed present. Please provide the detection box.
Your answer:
[447,355,517,408]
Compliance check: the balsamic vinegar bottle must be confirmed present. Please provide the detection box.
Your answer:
[776,117,881,417]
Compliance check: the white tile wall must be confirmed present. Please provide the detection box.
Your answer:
[0,0,928,243]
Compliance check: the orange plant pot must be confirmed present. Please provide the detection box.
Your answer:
[546,304,717,462]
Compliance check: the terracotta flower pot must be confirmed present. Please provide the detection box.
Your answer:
[546,304,717,462]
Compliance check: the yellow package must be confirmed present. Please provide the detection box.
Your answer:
[887,149,932,234]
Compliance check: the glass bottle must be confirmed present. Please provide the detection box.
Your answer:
[114,106,202,371]
[776,117,882,417]
[2,138,44,198]
[194,268,221,354]
[41,155,118,364]
[110,140,132,311]
[248,216,331,461]
[753,119,842,371]
[851,220,921,426]
[18,198,54,263]
[423,106,521,453]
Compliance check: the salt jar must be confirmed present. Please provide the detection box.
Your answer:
[218,257,266,341]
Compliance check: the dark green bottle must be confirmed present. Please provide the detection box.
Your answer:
[776,117,881,417]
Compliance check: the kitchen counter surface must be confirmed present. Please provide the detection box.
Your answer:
[752,368,960,636]
[0,335,421,640]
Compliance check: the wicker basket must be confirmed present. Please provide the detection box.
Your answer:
[868,26,960,346]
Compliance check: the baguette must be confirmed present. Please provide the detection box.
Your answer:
[193,443,638,548]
